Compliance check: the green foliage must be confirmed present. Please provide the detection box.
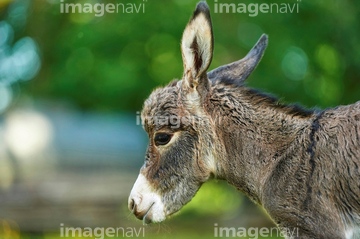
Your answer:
[14,0,360,112]
[180,180,242,218]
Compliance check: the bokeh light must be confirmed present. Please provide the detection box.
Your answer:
[4,110,53,159]
[0,5,40,113]
[281,46,308,81]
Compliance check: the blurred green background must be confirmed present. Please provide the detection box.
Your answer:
[0,0,359,238]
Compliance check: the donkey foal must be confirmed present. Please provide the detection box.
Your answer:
[128,2,360,238]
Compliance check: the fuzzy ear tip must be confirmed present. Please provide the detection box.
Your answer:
[259,34,269,46]
[193,1,210,19]
[251,34,268,55]
[196,1,209,10]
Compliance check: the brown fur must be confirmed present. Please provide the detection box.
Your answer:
[130,2,360,238]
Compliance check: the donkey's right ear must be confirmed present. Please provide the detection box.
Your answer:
[181,1,213,92]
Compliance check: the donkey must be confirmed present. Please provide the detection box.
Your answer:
[128,2,360,238]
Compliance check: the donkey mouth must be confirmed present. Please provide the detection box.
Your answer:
[128,174,167,223]
[142,202,155,224]
[129,199,153,220]
[131,200,163,224]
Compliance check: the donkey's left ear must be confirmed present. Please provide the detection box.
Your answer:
[181,1,213,94]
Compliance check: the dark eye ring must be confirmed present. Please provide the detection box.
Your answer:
[154,133,173,146]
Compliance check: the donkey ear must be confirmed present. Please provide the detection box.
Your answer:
[207,34,268,84]
[181,2,213,92]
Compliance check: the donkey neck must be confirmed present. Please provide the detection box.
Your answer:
[206,84,316,204]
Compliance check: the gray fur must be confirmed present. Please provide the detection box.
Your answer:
[129,2,360,238]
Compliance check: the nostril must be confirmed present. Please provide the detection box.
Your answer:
[129,198,135,212]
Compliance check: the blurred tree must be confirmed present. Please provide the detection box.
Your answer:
[2,0,360,111]
[0,0,40,114]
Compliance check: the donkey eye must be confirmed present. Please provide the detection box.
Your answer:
[154,133,172,146]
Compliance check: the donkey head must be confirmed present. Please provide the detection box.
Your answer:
[128,1,268,224]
